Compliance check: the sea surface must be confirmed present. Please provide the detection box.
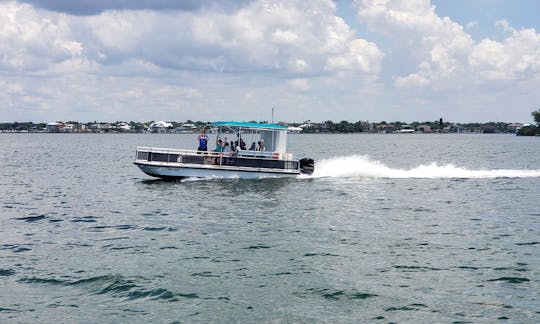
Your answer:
[1,133,539,323]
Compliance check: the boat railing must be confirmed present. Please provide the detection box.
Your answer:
[136,147,292,160]
[136,146,299,170]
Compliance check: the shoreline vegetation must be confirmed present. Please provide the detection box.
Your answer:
[1,111,539,136]
[0,120,537,135]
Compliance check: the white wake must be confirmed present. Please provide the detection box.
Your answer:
[309,155,540,179]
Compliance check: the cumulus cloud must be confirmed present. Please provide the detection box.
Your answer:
[0,0,384,121]
[357,0,474,87]
[0,2,84,71]
[356,0,540,88]
[2,0,538,123]
[469,24,540,81]
[0,0,382,77]
[466,21,478,30]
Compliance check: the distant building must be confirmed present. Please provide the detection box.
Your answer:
[399,125,415,133]
[90,123,112,132]
[358,121,373,132]
[116,122,132,132]
[507,123,523,133]
[287,126,303,133]
[46,122,63,132]
[176,123,197,133]
[64,123,75,133]
[376,124,396,133]
[149,121,173,133]
[417,125,432,133]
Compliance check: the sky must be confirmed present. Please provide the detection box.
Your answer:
[1,0,539,123]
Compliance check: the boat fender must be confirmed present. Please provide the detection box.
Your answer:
[272,152,280,159]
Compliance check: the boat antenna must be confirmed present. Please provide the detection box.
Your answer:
[271,107,274,124]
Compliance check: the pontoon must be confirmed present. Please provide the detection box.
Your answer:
[134,121,314,179]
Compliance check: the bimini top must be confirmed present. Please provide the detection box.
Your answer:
[212,121,287,130]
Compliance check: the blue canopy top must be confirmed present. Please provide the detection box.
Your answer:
[212,121,287,130]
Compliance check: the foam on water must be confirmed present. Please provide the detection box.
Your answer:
[310,155,540,179]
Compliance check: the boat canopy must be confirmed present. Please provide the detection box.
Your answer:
[212,121,288,153]
[212,121,287,130]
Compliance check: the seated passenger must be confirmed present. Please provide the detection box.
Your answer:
[249,142,256,150]
[214,139,224,152]
[223,141,231,154]
[257,139,265,151]
[213,139,224,165]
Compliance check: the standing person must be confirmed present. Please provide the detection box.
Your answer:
[197,129,209,152]
[258,139,265,151]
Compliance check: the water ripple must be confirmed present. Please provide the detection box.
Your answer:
[295,288,378,301]
[16,274,200,302]
[487,277,530,284]
[515,241,539,246]
[0,269,15,276]
[386,303,428,312]
[393,265,446,272]
[15,214,47,222]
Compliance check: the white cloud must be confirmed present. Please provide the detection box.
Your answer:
[357,0,474,87]
[356,0,540,88]
[0,0,383,77]
[466,21,478,30]
[0,0,387,122]
[287,78,310,90]
[325,38,383,73]
[469,26,540,81]
[0,2,84,70]
[1,0,539,123]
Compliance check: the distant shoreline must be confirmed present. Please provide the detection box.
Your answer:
[0,130,522,135]
[0,120,528,134]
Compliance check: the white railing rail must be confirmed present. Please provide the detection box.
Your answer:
[136,146,294,161]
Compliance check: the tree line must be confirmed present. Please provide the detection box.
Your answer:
[1,112,539,134]
[516,110,540,136]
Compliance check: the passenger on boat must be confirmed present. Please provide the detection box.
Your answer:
[249,142,256,150]
[223,141,231,153]
[197,130,209,152]
[221,142,231,164]
[214,139,224,152]
[257,139,265,151]
[239,140,246,150]
[212,139,224,165]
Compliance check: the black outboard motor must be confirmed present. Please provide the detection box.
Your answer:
[299,158,315,175]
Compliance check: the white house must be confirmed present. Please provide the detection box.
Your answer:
[149,121,173,133]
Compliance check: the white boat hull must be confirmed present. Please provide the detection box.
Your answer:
[135,162,300,179]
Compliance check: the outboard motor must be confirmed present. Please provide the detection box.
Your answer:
[299,158,315,175]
